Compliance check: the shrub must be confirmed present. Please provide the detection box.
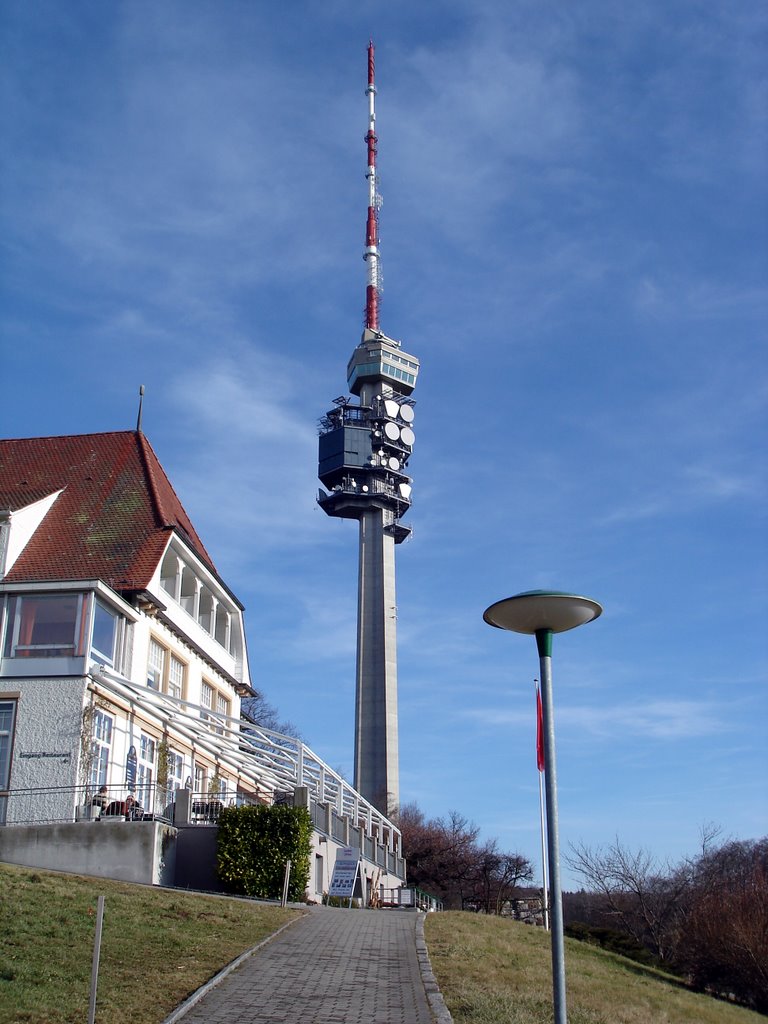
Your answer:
[216,805,312,901]
[566,921,662,968]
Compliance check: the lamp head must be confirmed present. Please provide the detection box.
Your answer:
[483,590,602,635]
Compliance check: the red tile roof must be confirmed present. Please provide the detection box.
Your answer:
[0,431,216,589]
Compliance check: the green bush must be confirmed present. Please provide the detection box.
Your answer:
[566,921,662,968]
[216,805,312,901]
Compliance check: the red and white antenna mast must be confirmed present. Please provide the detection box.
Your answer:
[364,39,382,332]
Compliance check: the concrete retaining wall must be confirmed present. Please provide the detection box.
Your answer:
[0,820,176,886]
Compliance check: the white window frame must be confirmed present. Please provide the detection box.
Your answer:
[90,598,124,669]
[147,638,165,690]
[136,733,156,812]
[168,654,185,700]
[88,709,113,791]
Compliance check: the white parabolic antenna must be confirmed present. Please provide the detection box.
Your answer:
[384,399,400,419]
[400,404,414,424]
[398,482,412,499]
[384,422,400,441]
[400,426,415,447]
[388,457,400,471]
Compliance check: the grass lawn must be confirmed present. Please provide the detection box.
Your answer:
[425,911,764,1024]
[0,862,302,1024]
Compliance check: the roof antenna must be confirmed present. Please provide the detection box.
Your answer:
[136,385,145,433]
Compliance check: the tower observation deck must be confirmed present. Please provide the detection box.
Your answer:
[317,44,420,813]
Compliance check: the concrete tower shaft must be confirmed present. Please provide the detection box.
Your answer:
[354,509,399,808]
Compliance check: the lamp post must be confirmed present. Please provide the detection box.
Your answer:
[483,590,602,1024]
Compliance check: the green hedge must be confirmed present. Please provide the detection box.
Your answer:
[216,805,312,901]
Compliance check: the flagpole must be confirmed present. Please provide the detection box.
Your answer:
[536,679,550,931]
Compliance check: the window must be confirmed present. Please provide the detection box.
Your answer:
[137,733,156,811]
[200,681,213,721]
[3,594,86,658]
[0,699,17,826]
[216,692,230,735]
[91,600,121,667]
[209,773,226,801]
[167,749,184,792]
[168,655,185,700]
[159,550,180,601]
[154,548,237,656]
[198,588,214,635]
[89,710,113,790]
[146,637,186,699]
[200,681,229,735]
[147,639,165,689]
[194,764,206,796]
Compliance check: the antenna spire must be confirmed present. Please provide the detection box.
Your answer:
[136,384,145,433]
[364,39,381,331]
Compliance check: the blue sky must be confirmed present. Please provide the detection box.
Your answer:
[2,1,766,887]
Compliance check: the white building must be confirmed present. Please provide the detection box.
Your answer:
[0,430,405,900]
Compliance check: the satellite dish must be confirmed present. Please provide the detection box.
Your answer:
[398,482,412,499]
[400,405,415,424]
[384,422,400,441]
[400,426,415,447]
[388,457,400,471]
[384,399,400,419]
[362,485,369,492]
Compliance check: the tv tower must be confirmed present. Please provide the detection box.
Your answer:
[317,41,420,813]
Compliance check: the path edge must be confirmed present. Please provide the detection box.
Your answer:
[415,912,454,1024]
[161,912,307,1024]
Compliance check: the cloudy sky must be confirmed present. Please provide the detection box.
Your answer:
[2,0,766,886]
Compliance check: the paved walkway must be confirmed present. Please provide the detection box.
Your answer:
[170,906,446,1024]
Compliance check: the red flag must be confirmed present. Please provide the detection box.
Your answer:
[536,684,545,772]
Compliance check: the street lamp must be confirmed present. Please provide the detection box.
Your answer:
[483,590,602,1024]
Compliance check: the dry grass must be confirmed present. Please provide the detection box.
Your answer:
[0,862,302,1024]
[425,911,764,1024]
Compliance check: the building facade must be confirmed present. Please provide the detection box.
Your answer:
[0,430,405,897]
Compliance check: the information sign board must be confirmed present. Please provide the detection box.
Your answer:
[328,847,361,906]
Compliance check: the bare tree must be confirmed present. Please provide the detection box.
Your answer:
[241,692,302,739]
[396,803,532,912]
[567,839,690,961]
[676,837,768,1011]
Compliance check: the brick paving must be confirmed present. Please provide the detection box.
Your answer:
[172,906,438,1024]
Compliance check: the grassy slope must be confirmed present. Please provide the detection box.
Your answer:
[425,911,764,1024]
[0,863,301,1024]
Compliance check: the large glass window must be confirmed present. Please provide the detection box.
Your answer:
[91,600,120,667]
[3,594,86,658]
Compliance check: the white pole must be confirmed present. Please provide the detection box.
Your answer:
[538,630,567,1024]
[281,860,292,907]
[88,895,105,1024]
[536,679,550,931]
